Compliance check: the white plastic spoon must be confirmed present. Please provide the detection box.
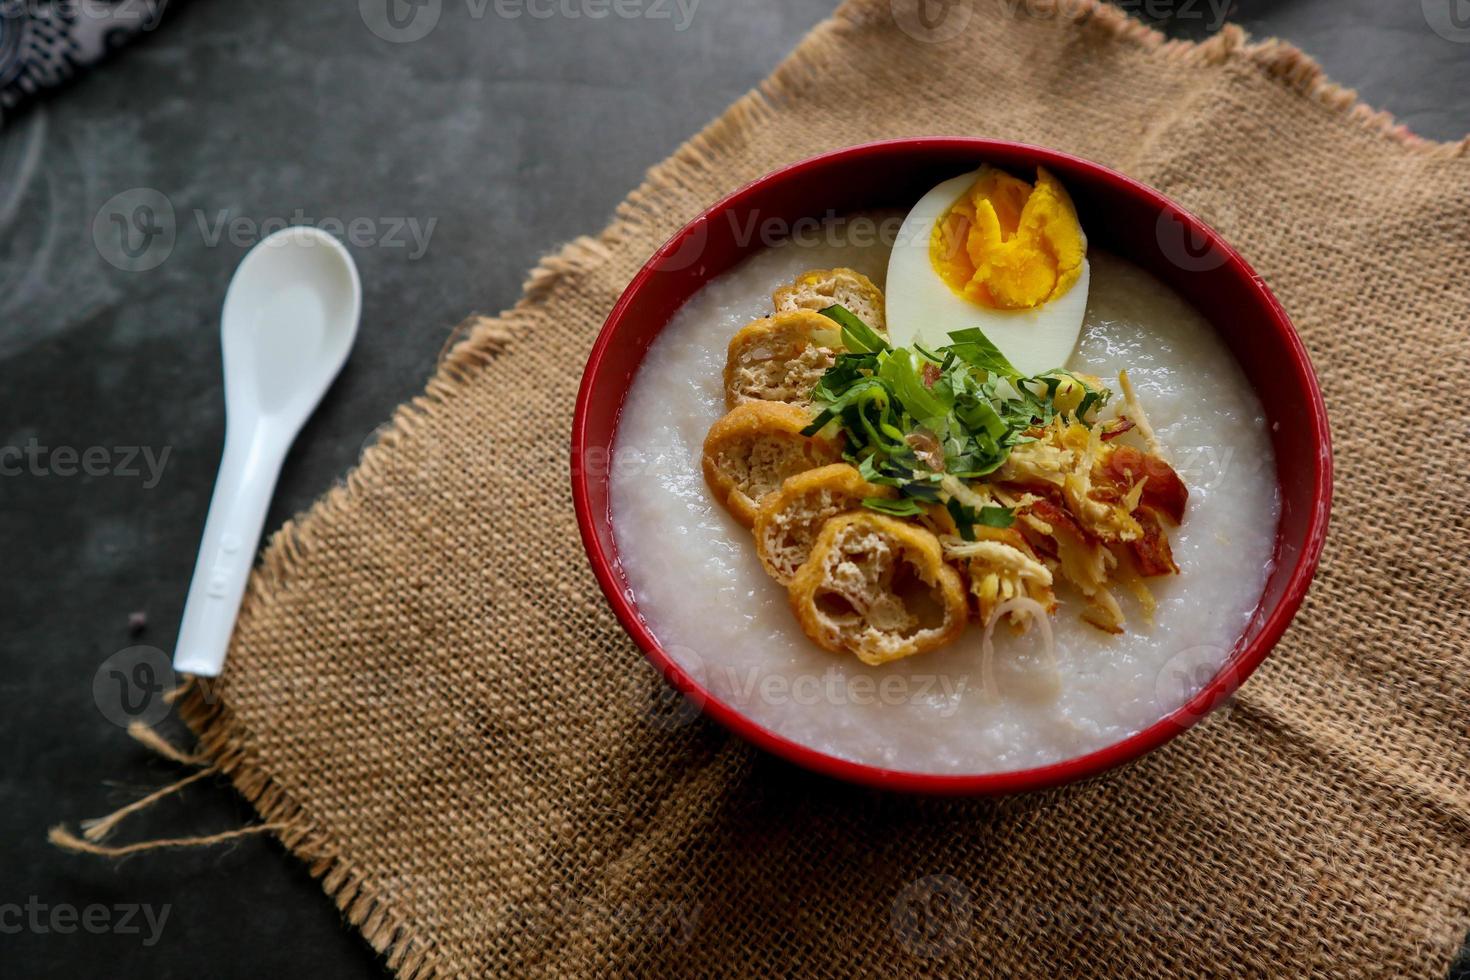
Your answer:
[173,227,361,677]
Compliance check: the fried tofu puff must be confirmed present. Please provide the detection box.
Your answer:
[753,464,895,585]
[701,401,841,528]
[723,310,845,409]
[788,512,967,666]
[771,267,887,333]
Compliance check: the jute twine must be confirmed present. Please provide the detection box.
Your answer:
[55,2,1470,975]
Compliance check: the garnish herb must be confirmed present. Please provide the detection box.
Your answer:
[860,497,928,517]
[978,505,1016,528]
[819,303,890,355]
[945,327,1020,379]
[801,306,1109,539]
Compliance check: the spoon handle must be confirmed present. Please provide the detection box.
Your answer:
[172,424,289,677]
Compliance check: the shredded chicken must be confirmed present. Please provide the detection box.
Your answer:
[974,409,1188,635]
[1117,369,1162,457]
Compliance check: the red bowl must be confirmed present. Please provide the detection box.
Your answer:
[572,138,1332,795]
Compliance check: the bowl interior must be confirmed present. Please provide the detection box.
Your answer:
[573,138,1330,794]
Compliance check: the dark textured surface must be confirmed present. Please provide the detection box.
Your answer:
[0,1,1465,976]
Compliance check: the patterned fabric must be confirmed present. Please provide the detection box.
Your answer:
[0,0,172,125]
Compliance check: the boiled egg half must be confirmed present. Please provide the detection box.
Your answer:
[885,165,1089,376]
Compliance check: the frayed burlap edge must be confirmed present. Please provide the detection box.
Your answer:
[160,2,1469,976]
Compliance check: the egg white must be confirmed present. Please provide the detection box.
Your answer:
[885,169,1090,377]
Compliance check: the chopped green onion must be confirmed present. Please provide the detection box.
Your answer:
[861,497,927,517]
[818,304,890,354]
[945,327,1021,379]
[806,325,1111,534]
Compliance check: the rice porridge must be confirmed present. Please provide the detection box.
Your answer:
[609,225,1279,775]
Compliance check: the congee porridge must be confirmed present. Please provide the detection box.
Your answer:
[610,166,1279,774]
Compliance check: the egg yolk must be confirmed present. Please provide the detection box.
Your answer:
[930,165,1086,311]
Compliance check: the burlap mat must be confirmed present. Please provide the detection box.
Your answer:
[171,1,1470,975]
